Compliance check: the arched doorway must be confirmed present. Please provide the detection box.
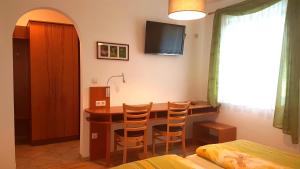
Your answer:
[13,9,81,168]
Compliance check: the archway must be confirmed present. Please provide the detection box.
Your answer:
[13,9,82,168]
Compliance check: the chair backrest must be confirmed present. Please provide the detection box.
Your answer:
[167,102,191,132]
[123,102,153,136]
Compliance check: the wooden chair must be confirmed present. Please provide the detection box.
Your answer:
[114,102,153,163]
[152,101,190,156]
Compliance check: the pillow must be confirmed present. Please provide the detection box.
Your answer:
[196,145,290,169]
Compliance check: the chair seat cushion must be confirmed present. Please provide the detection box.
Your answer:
[153,124,182,132]
[115,129,144,137]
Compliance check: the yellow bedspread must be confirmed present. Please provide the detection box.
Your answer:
[196,140,300,169]
[110,154,201,169]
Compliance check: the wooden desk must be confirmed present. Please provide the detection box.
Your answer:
[85,101,218,165]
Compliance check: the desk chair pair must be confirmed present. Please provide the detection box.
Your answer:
[114,101,190,163]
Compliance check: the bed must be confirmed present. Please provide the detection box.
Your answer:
[111,140,300,169]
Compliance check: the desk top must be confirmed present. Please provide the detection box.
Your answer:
[85,101,213,116]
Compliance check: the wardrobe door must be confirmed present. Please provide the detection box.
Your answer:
[29,22,51,142]
[46,23,67,139]
[29,21,79,144]
[59,26,80,137]
[56,24,79,137]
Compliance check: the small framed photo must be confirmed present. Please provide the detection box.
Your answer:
[110,45,118,58]
[97,42,129,61]
[100,44,109,57]
[118,45,128,59]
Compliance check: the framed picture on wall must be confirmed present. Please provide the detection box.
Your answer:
[97,41,129,61]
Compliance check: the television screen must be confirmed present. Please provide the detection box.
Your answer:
[145,21,185,55]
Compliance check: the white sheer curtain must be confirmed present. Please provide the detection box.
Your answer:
[218,0,287,111]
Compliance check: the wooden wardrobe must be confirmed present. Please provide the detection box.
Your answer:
[13,21,80,145]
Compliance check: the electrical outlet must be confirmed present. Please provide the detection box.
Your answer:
[91,133,98,139]
[95,100,106,107]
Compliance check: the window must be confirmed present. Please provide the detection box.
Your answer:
[217,0,287,109]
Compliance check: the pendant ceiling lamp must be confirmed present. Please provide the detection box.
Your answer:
[168,0,206,20]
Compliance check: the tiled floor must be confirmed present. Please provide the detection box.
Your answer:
[16,140,105,169]
[16,140,197,169]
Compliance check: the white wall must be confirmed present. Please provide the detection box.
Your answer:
[0,0,200,168]
[193,0,300,153]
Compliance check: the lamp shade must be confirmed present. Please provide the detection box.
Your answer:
[168,0,206,20]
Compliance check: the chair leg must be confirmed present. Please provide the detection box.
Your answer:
[169,137,173,150]
[182,132,186,157]
[123,136,127,163]
[152,131,156,155]
[123,145,127,163]
[144,134,148,159]
[166,136,169,154]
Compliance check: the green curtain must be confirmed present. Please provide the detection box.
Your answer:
[208,0,300,143]
[207,0,280,107]
[273,0,300,144]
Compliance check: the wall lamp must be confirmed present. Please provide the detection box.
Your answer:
[106,73,126,86]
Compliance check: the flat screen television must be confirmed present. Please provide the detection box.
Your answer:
[144,21,186,55]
